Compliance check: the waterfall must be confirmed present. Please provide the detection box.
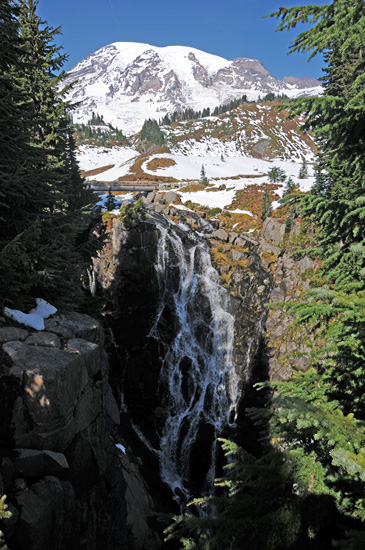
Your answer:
[149,221,238,504]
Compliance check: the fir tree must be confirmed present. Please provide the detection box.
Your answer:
[0,0,98,310]
[264,2,365,544]
[105,188,117,212]
[165,436,339,549]
[298,159,308,179]
[261,187,272,221]
[140,118,164,145]
[200,165,208,184]
[268,166,286,183]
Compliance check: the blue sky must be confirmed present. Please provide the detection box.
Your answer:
[37,0,329,80]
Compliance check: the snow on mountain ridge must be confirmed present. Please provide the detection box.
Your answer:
[65,42,322,135]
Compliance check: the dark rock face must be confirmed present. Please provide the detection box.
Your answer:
[92,199,272,507]
[90,199,316,544]
[0,313,129,550]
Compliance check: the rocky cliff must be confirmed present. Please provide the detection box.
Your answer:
[0,312,161,550]
[91,192,316,523]
[0,195,317,549]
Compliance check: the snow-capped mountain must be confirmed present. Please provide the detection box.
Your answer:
[65,42,322,135]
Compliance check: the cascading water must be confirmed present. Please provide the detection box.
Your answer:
[148,221,239,504]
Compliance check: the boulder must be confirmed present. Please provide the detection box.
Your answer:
[231,249,245,262]
[65,338,101,377]
[14,449,69,478]
[25,332,61,349]
[212,228,229,242]
[164,191,178,204]
[261,218,285,247]
[0,327,28,343]
[14,476,75,550]
[150,203,164,213]
[2,340,96,451]
[44,312,104,345]
[141,192,156,205]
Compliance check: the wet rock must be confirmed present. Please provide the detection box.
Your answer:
[119,453,162,550]
[104,383,120,425]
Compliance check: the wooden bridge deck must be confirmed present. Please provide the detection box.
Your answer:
[87,180,165,192]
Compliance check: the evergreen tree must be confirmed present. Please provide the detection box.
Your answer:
[261,187,272,221]
[140,118,164,145]
[165,436,340,549]
[0,0,98,311]
[0,0,48,244]
[105,188,117,212]
[200,165,208,184]
[268,166,286,183]
[298,159,308,179]
[264,1,365,543]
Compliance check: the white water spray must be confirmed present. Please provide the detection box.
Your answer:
[150,222,239,502]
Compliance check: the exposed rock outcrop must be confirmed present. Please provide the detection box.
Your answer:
[0,312,160,550]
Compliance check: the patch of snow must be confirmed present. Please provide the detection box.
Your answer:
[271,200,281,210]
[77,145,138,181]
[172,204,195,212]
[116,443,126,454]
[29,298,57,319]
[4,298,57,331]
[4,309,44,331]
[228,209,253,216]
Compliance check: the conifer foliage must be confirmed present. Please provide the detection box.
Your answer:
[0,0,96,311]
[168,2,365,548]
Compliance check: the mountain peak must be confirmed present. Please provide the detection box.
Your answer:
[65,42,322,134]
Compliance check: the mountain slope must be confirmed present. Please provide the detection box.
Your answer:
[65,42,321,134]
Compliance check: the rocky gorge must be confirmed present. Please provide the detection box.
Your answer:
[0,190,318,549]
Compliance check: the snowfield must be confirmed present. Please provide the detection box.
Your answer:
[77,145,315,215]
[77,145,139,181]
[172,157,315,211]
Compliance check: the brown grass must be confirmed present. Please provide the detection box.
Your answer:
[229,183,281,219]
[82,164,115,177]
[118,153,178,183]
[146,157,177,171]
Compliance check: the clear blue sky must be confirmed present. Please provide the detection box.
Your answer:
[37,0,329,80]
